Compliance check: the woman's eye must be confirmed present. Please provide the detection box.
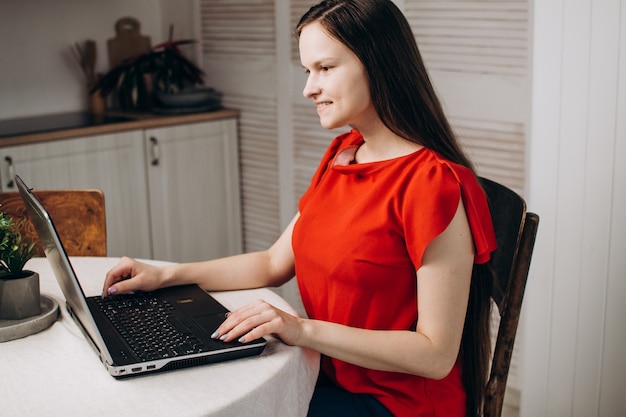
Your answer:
[321,66,330,72]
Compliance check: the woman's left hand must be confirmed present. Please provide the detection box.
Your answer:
[211,299,303,345]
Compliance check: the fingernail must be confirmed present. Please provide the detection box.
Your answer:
[107,286,117,295]
[238,336,245,343]
[210,331,218,339]
[219,334,228,341]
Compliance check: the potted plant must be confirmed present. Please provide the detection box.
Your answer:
[0,212,39,320]
[92,35,206,111]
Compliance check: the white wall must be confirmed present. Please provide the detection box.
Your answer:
[0,1,164,119]
[522,0,626,415]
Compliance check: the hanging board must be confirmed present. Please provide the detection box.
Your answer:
[107,17,152,68]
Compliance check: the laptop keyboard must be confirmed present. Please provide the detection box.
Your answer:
[95,292,211,361]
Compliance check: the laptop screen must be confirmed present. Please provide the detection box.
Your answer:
[16,175,114,366]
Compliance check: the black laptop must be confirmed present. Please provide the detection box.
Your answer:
[16,175,266,377]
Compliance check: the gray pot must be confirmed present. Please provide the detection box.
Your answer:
[0,271,41,320]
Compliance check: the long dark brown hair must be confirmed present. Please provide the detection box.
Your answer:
[296,1,492,415]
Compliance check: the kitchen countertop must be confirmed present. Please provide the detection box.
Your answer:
[0,109,240,148]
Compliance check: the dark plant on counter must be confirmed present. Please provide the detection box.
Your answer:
[91,38,205,111]
[0,212,36,279]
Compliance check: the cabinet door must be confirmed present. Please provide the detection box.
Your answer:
[145,118,242,262]
[0,132,152,259]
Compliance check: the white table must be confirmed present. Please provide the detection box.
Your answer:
[0,257,319,417]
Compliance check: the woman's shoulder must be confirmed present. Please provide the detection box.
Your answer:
[400,149,488,222]
[402,149,496,264]
[407,149,478,187]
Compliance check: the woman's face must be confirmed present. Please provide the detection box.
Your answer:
[299,22,377,131]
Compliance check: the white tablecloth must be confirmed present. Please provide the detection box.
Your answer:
[0,257,319,417]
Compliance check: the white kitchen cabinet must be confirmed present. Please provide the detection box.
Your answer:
[0,130,152,259]
[0,116,242,263]
[145,119,242,262]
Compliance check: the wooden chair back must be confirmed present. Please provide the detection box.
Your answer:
[480,178,539,417]
[0,190,107,257]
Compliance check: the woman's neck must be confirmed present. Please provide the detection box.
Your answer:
[353,123,423,163]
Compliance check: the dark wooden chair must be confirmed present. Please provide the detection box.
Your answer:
[0,190,107,257]
[480,177,540,417]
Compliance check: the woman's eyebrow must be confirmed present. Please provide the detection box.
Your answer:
[301,57,336,69]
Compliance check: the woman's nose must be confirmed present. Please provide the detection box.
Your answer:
[302,74,320,98]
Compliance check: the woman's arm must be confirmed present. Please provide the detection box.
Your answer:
[102,214,299,296]
[216,200,475,379]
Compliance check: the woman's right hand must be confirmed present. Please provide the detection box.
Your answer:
[102,256,166,297]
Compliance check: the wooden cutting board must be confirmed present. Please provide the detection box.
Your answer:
[107,17,151,68]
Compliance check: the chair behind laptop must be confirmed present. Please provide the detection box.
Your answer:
[480,178,539,417]
[0,189,107,257]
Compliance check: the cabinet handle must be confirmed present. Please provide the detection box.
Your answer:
[149,136,160,166]
[4,156,15,188]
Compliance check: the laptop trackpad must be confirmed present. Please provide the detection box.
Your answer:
[192,314,226,336]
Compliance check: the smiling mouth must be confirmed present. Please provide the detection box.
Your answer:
[316,102,332,110]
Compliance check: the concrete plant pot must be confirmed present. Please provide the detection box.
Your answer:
[0,271,41,320]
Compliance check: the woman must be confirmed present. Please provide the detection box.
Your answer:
[103,1,497,416]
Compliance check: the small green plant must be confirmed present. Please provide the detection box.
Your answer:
[0,212,36,278]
